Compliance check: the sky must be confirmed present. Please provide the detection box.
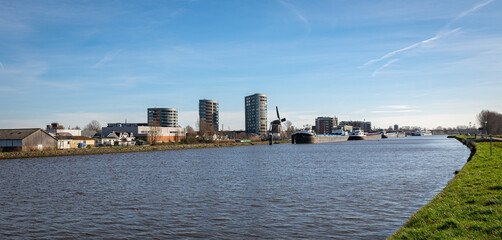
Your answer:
[1,0,501,130]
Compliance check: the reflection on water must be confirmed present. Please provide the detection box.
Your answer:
[0,136,469,239]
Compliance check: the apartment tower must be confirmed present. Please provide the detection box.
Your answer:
[199,99,219,131]
[315,116,338,134]
[147,108,178,127]
[245,93,267,135]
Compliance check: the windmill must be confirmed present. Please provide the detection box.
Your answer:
[269,106,286,144]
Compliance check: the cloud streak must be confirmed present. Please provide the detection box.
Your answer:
[0,61,4,72]
[444,0,493,30]
[371,105,421,113]
[363,28,461,67]
[372,58,399,77]
[277,0,310,27]
[92,50,121,68]
[363,0,493,71]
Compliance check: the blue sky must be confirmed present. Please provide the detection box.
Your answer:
[1,0,501,130]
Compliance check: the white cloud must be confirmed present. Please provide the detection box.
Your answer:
[371,105,421,114]
[363,28,461,67]
[370,113,476,129]
[92,50,121,68]
[382,105,414,109]
[372,58,399,77]
[277,0,310,28]
[444,0,493,30]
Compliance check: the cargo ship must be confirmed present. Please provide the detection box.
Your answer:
[381,131,405,138]
[412,129,432,136]
[348,129,382,141]
[292,129,349,144]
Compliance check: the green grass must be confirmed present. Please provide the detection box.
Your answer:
[389,136,502,239]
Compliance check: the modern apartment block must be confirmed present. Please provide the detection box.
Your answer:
[147,108,178,127]
[199,99,219,131]
[245,93,267,135]
[315,116,338,134]
[339,120,372,132]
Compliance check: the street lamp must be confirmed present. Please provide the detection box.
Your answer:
[485,120,488,135]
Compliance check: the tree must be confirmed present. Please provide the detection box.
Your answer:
[84,120,101,133]
[148,123,161,145]
[198,118,215,142]
[183,125,198,144]
[477,110,502,135]
[284,121,296,138]
[82,120,101,137]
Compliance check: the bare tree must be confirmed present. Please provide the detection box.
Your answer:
[184,125,198,144]
[283,121,296,138]
[147,121,162,145]
[198,119,215,142]
[477,110,502,135]
[84,120,102,133]
[82,120,102,137]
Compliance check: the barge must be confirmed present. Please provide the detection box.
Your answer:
[348,130,382,141]
[381,131,405,138]
[292,130,349,144]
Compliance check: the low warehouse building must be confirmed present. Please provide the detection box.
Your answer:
[0,128,58,152]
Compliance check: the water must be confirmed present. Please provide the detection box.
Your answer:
[0,136,469,239]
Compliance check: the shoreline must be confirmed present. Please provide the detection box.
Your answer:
[0,140,289,160]
[388,135,502,239]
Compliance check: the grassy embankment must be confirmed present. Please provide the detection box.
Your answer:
[389,135,502,239]
[0,140,290,160]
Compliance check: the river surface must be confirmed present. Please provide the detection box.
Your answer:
[0,135,469,239]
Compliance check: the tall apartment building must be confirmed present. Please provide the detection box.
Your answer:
[199,99,219,131]
[245,93,267,135]
[147,108,178,127]
[315,116,338,134]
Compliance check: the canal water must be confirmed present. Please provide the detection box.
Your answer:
[0,136,469,239]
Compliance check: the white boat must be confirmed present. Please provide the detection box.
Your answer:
[412,129,432,136]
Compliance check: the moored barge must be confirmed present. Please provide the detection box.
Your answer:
[292,130,349,144]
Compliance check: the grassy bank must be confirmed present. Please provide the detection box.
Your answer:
[389,136,502,239]
[0,140,290,160]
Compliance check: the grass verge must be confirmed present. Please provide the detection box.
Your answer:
[389,135,502,239]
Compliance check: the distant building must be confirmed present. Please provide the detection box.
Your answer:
[94,132,136,147]
[57,136,95,149]
[199,99,219,131]
[394,124,399,131]
[0,128,57,152]
[339,120,372,132]
[315,116,338,134]
[245,93,267,135]
[107,123,148,127]
[46,122,81,136]
[147,108,178,127]
[102,124,185,143]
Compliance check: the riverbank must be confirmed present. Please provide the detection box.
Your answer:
[0,140,290,160]
[389,135,502,239]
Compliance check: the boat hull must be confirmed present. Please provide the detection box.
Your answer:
[348,134,382,141]
[292,133,349,144]
[382,133,405,138]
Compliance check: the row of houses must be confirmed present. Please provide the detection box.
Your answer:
[0,128,142,152]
